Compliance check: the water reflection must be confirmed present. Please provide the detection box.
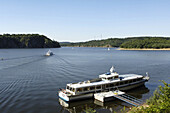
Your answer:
[59,85,150,113]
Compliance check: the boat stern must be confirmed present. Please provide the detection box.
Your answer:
[58,91,70,102]
[143,72,150,81]
[143,76,150,81]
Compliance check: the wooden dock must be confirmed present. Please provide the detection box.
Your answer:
[94,90,143,106]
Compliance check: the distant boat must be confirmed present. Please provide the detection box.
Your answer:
[108,48,110,51]
[46,50,54,56]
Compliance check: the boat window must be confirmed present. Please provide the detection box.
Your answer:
[70,87,73,91]
[115,82,119,86]
[73,88,75,92]
[115,76,118,79]
[87,87,90,91]
[77,88,80,92]
[66,86,69,89]
[106,84,110,88]
[130,80,133,83]
[96,85,101,89]
[77,88,83,92]
[84,87,88,91]
[110,83,114,87]
[102,85,105,89]
[108,77,112,80]
[90,86,95,90]
[120,82,124,85]
[125,81,128,84]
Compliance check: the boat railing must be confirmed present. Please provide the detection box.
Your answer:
[143,75,150,81]
[89,78,102,83]
[120,94,143,103]
[70,78,101,85]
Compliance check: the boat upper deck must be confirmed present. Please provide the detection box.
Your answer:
[67,74,143,89]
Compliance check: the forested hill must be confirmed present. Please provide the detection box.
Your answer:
[0,34,60,48]
[120,37,170,49]
[61,37,170,49]
[60,38,124,47]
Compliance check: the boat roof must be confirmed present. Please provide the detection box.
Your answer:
[99,72,119,78]
[67,74,143,89]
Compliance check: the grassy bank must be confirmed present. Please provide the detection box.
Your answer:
[118,48,170,51]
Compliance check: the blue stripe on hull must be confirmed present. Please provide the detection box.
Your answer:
[59,96,69,102]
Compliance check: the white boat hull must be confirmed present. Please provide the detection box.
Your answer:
[59,91,70,101]
[59,92,93,102]
[119,81,145,91]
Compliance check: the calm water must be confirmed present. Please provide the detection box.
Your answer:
[0,47,170,113]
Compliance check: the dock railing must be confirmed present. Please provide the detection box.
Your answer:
[113,94,143,106]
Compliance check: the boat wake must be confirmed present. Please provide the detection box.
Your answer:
[0,55,46,70]
[0,55,43,61]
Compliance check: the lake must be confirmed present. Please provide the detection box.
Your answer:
[0,47,170,113]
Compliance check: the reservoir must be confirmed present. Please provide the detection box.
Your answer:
[0,47,169,113]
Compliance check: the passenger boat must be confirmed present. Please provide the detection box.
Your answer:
[46,50,53,56]
[58,66,150,102]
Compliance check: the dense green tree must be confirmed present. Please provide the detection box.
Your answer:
[129,80,170,113]
[0,34,60,48]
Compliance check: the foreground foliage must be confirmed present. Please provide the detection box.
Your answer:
[129,80,170,113]
[84,105,97,113]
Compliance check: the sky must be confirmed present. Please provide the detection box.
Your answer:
[1,0,170,42]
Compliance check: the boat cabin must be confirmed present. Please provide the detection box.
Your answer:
[64,66,145,96]
[99,72,119,81]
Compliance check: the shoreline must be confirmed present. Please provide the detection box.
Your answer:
[62,46,170,50]
[117,48,170,51]
[127,103,149,113]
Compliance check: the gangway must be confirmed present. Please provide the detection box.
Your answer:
[94,90,143,107]
[113,94,142,106]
